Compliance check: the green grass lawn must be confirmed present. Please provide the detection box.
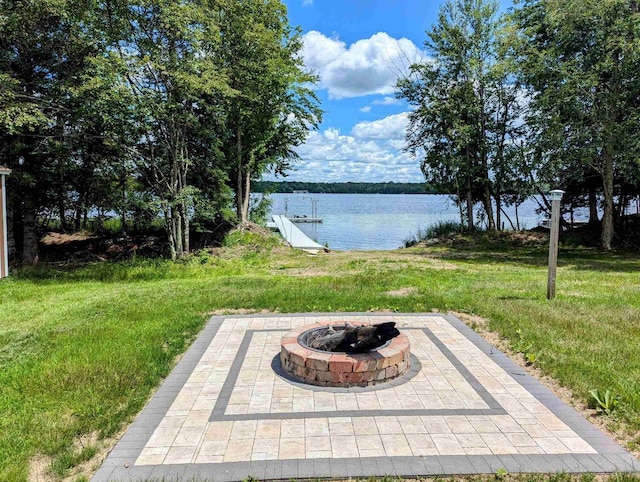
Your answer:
[1,233,639,480]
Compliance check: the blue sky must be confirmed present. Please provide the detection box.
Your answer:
[269,0,512,183]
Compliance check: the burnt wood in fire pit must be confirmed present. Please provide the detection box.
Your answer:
[306,322,400,353]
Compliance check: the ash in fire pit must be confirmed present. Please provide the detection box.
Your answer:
[280,321,411,388]
[302,322,400,353]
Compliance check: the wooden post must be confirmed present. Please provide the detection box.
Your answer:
[0,166,11,279]
[547,190,564,300]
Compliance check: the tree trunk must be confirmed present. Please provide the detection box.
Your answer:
[495,194,502,231]
[616,188,626,220]
[241,163,251,223]
[174,211,183,255]
[6,194,15,263]
[58,192,67,232]
[466,191,474,231]
[177,149,189,256]
[181,202,189,255]
[22,191,38,265]
[236,128,247,224]
[9,190,22,262]
[456,186,464,227]
[483,185,496,230]
[74,192,83,231]
[164,206,177,260]
[121,177,127,234]
[601,152,615,250]
[499,207,516,230]
[588,185,599,225]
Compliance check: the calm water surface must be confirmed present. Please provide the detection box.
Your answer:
[266,193,548,250]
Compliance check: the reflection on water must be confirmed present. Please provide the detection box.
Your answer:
[266,193,552,251]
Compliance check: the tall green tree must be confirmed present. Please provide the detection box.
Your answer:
[216,0,322,224]
[398,0,523,230]
[1,0,322,262]
[96,0,231,259]
[0,0,101,263]
[515,0,640,249]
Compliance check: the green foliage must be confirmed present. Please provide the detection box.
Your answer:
[513,0,640,250]
[404,220,465,246]
[221,228,281,251]
[524,351,541,366]
[0,73,49,133]
[589,389,621,416]
[249,193,273,226]
[495,467,509,479]
[1,0,320,262]
[512,328,533,353]
[511,328,542,366]
[196,249,211,265]
[215,0,322,223]
[397,0,525,231]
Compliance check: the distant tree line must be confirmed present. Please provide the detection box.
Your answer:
[253,181,440,194]
[397,0,640,250]
[1,0,321,262]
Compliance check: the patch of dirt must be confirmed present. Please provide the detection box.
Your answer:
[62,431,113,482]
[452,311,640,460]
[418,258,459,270]
[28,453,54,482]
[269,267,334,277]
[385,287,419,297]
[28,431,122,482]
[231,222,278,238]
[507,230,548,246]
[39,231,165,262]
[338,250,460,270]
[41,231,96,245]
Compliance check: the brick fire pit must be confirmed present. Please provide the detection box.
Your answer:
[280,322,411,387]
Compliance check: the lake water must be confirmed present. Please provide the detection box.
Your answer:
[266,193,551,250]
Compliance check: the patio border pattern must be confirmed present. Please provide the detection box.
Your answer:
[92,313,640,481]
[208,326,504,422]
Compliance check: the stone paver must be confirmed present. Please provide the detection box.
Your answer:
[92,313,640,481]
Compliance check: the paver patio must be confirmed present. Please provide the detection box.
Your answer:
[92,313,640,481]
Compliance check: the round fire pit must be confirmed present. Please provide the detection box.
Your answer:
[280,322,411,387]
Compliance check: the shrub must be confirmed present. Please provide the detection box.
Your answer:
[404,220,464,247]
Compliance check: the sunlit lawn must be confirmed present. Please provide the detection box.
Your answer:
[1,234,639,480]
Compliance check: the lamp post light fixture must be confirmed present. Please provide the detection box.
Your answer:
[547,189,564,300]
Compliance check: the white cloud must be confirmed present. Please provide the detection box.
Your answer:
[302,0,313,6]
[266,112,420,182]
[350,112,408,140]
[373,96,401,106]
[301,31,425,99]
[358,96,402,113]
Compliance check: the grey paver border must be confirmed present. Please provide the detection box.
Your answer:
[92,313,640,482]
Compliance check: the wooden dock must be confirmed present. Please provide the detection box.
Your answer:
[272,215,325,251]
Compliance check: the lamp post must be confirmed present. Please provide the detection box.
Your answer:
[547,189,564,300]
[0,166,11,279]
